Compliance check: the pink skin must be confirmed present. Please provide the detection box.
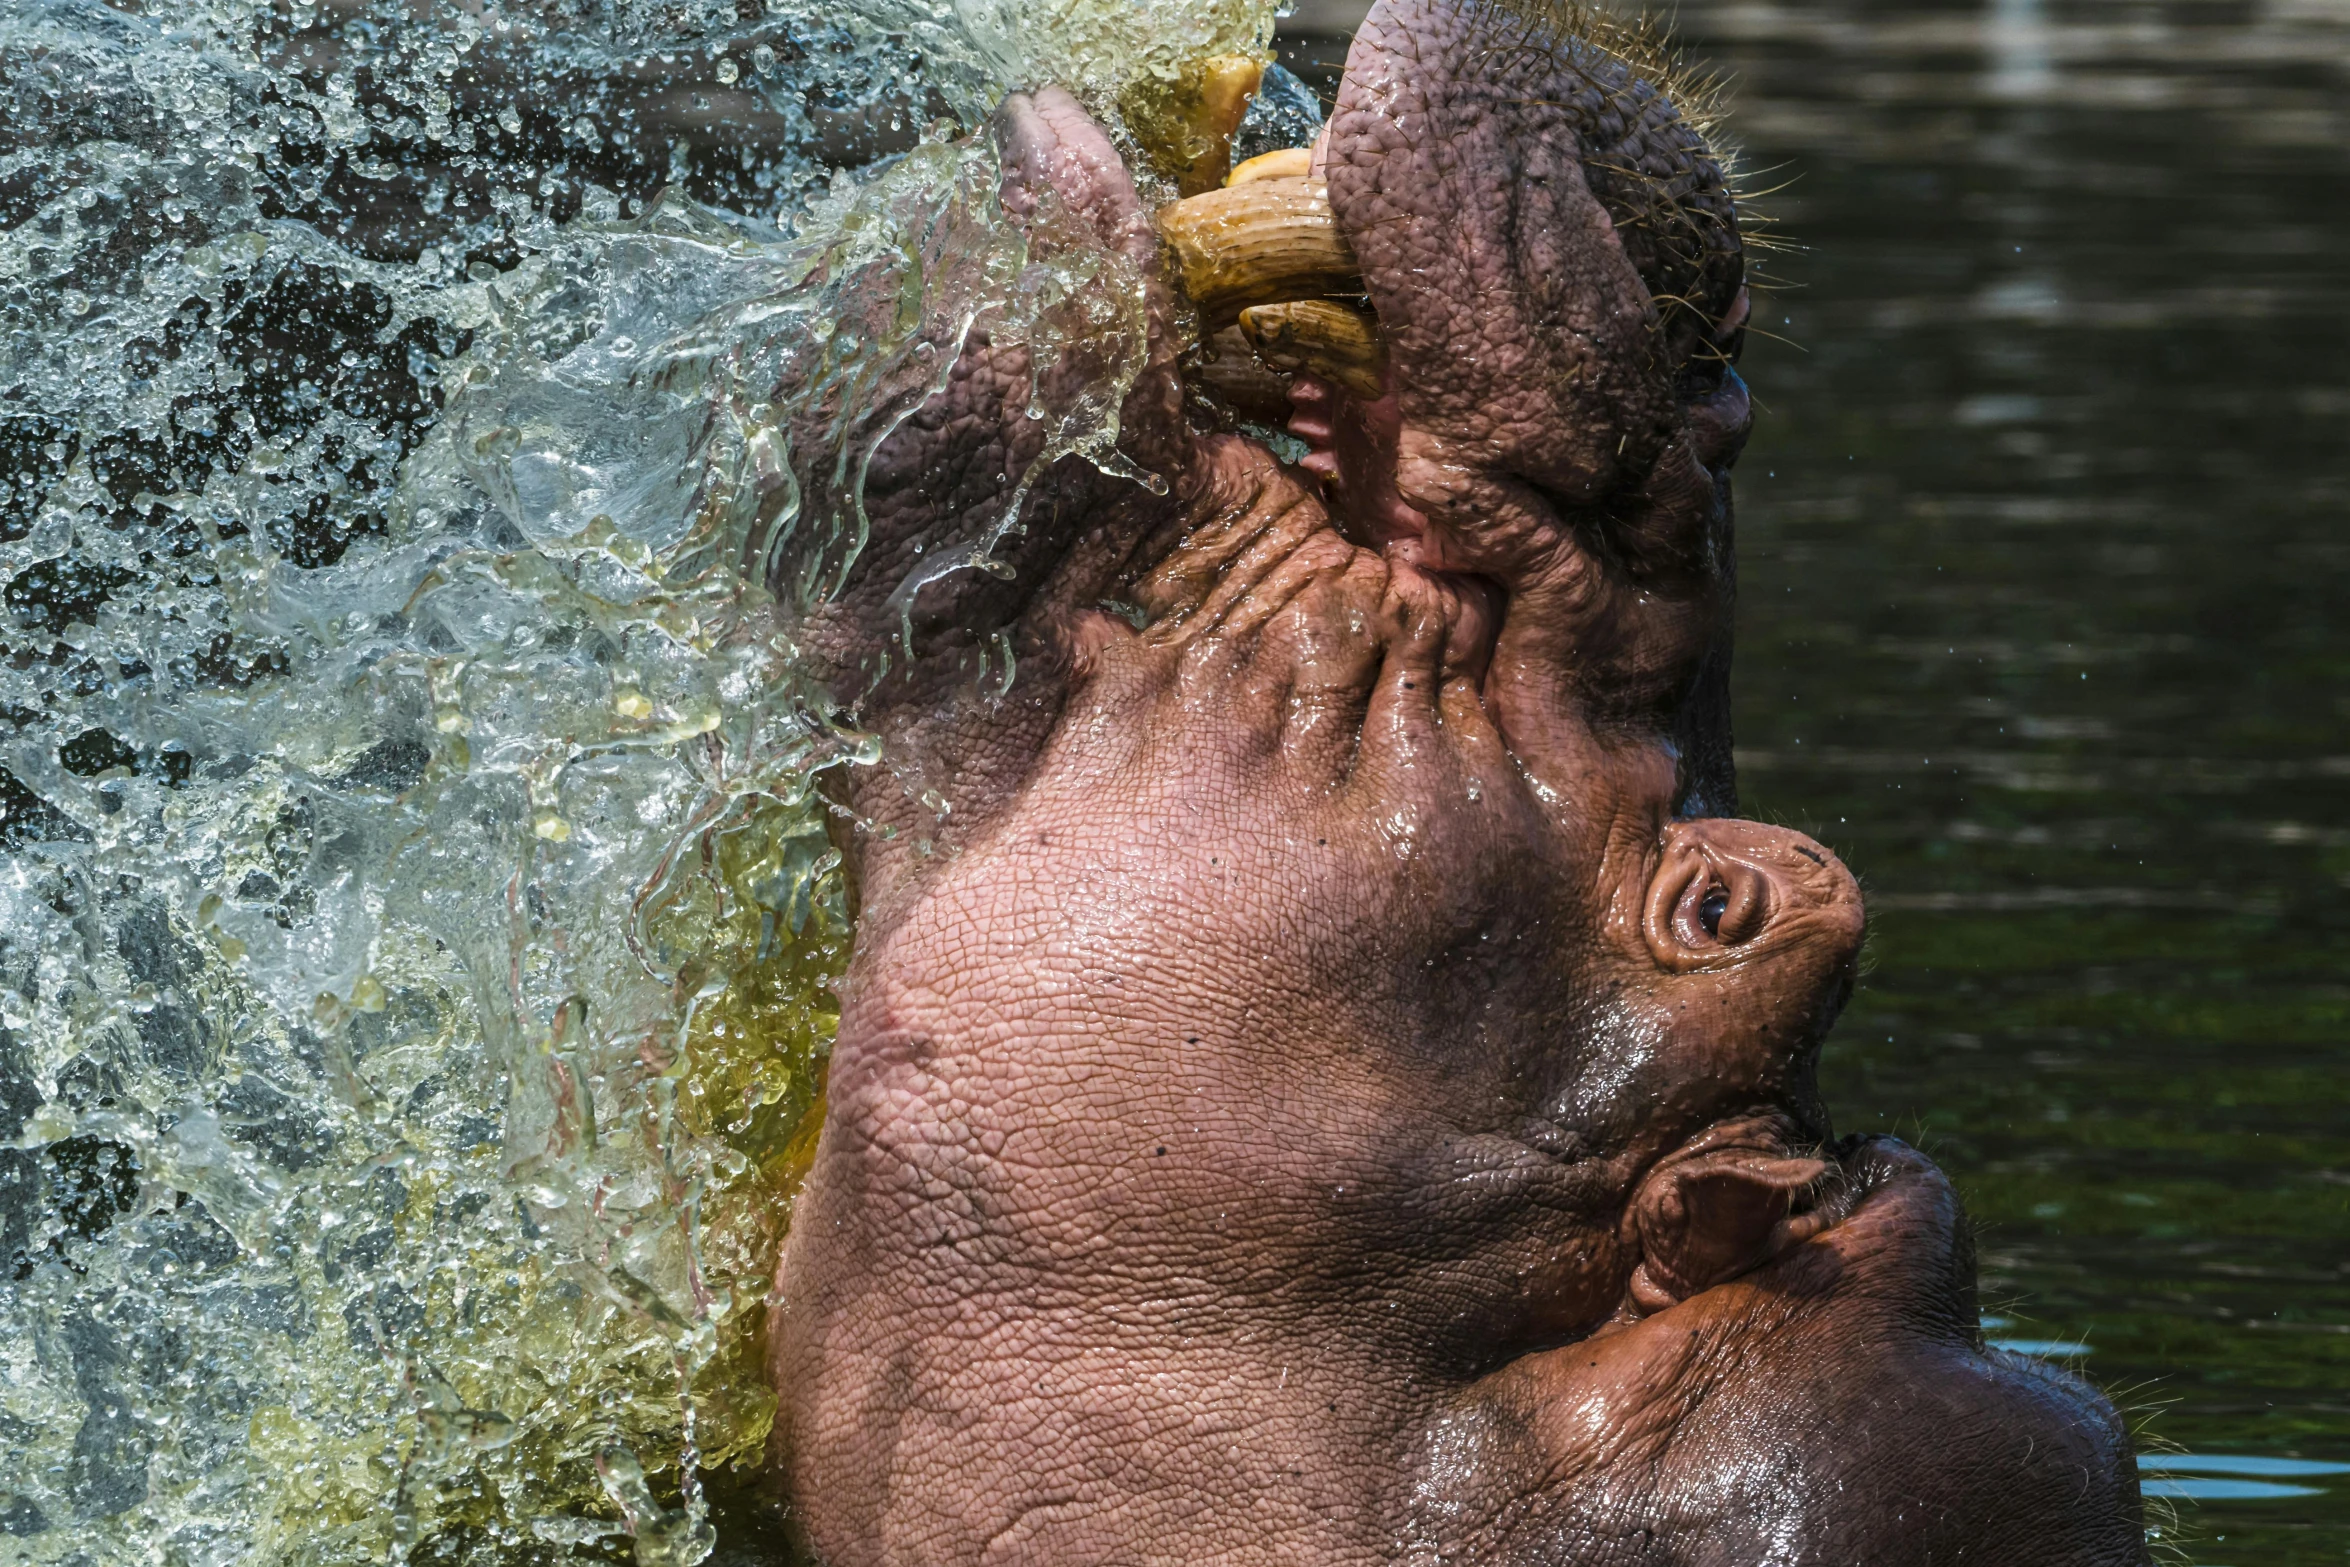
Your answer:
[1288,128,1449,567]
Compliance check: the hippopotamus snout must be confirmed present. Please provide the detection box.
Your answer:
[761,0,2151,1559]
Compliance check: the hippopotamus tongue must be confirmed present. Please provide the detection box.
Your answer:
[1322,0,1744,509]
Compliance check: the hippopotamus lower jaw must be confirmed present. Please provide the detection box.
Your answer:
[776,1108,2146,1564]
[1151,0,1757,814]
[1420,1138,2151,1567]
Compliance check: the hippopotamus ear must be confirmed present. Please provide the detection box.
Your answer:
[781,88,1194,707]
[1627,1142,1833,1311]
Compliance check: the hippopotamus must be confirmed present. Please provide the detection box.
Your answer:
[760,1,2151,1561]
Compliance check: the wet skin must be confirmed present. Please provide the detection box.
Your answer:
[763,2,2149,1562]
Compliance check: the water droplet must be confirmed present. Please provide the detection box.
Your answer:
[2,0,1271,1550]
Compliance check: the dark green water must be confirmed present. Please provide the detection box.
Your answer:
[1290,0,2350,1560]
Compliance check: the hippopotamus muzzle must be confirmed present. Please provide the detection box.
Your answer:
[759,1,2153,1561]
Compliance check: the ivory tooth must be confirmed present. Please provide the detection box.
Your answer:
[1226,147,1313,187]
[1238,300,1388,401]
[1179,56,1266,196]
[1128,54,1266,197]
[1154,177,1361,328]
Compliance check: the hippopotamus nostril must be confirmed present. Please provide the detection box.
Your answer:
[1645,827,1791,964]
[1673,859,1767,949]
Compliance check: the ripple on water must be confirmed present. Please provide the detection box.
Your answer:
[2139,1453,2346,1502]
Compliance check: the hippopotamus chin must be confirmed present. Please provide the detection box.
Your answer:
[761,1,2152,1561]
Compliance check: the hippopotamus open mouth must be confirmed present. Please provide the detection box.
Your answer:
[761,2,2152,1562]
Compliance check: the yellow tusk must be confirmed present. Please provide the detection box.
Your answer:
[1180,56,1267,196]
[1124,54,1267,197]
[1238,299,1388,401]
[1226,147,1314,187]
[1154,177,1361,329]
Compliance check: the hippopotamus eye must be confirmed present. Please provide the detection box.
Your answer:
[1699,884,1730,939]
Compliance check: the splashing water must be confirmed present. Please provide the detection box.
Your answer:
[0,0,1302,1559]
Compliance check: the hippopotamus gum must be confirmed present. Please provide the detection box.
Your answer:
[756,2,2153,1562]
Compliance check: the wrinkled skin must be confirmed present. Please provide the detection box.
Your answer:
[765,3,2149,1563]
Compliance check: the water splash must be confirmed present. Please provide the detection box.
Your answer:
[0,0,1286,1559]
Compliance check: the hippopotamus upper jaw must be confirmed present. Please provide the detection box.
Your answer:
[1325,0,1725,503]
[1305,0,1753,808]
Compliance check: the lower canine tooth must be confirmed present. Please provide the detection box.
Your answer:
[1174,55,1265,196]
[1226,147,1313,186]
[1238,300,1387,400]
[1155,177,1360,328]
